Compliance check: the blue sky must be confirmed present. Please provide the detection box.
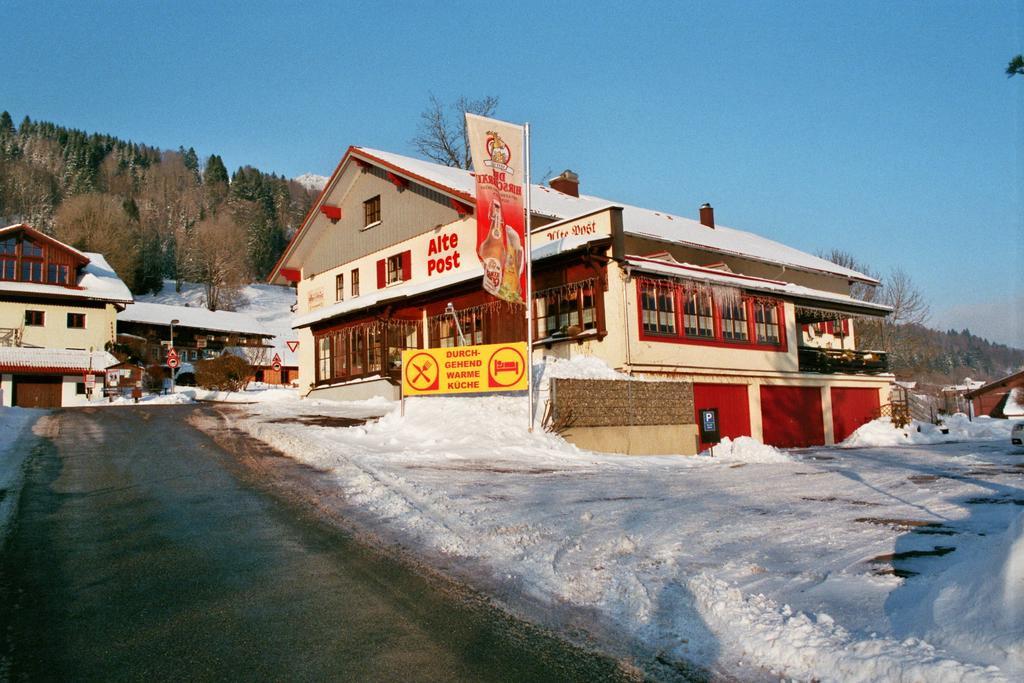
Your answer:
[3,1,1022,347]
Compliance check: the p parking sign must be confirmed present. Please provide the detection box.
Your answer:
[699,408,720,445]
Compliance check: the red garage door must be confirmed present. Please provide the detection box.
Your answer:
[760,385,824,448]
[693,383,751,450]
[831,387,880,443]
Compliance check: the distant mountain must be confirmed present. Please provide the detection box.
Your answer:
[293,173,328,192]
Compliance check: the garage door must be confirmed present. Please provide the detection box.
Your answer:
[831,387,880,443]
[13,375,62,408]
[693,383,751,450]
[760,385,824,448]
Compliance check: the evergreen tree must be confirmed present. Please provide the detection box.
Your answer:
[203,154,229,185]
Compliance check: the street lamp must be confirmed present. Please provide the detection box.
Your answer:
[170,318,179,392]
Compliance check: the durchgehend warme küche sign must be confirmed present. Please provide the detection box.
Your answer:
[402,342,528,396]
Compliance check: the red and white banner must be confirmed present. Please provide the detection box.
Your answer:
[465,113,527,304]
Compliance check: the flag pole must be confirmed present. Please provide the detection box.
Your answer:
[524,122,534,432]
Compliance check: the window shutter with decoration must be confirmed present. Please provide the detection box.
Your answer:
[401,250,412,282]
[376,259,386,288]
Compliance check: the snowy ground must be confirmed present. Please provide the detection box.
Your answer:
[0,406,44,543]
[217,389,1024,682]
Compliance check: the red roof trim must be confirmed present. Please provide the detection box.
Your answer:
[0,365,101,375]
[385,171,409,190]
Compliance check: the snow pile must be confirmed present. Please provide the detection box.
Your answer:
[538,354,634,382]
[699,436,793,463]
[894,511,1024,674]
[691,573,1006,682]
[174,385,298,404]
[841,415,1014,448]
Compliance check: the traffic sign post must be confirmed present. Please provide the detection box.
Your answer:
[167,348,179,393]
[271,353,282,372]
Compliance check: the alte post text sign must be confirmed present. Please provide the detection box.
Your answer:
[402,342,528,396]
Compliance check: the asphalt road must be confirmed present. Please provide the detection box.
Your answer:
[0,405,630,682]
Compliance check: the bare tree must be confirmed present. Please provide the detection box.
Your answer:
[54,193,139,287]
[882,267,930,327]
[411,94,500,168]
[193,212,247,311]
[817,248,879,302]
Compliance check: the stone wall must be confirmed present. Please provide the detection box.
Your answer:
[549,378,694,428]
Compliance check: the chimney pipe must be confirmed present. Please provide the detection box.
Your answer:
[699,203,715,229]
[549,170,580,198]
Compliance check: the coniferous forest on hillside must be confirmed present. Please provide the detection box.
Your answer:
[0,111,1020,383]
[0,111,317,308]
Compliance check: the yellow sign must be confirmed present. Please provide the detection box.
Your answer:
[401,342,529,396]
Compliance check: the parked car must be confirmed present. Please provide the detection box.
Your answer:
[1012,421,1023,447]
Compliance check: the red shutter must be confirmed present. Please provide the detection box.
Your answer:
[841,319,850,335]
[824,321,834,335]
[376,259,386,288]
[401,250,412,281]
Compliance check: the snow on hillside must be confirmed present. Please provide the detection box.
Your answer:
[293,173,328,192]
[222,391,1024,682]
[136,280,298,366]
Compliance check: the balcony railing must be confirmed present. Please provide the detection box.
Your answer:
[798,346,888,374]
[0,327,22,347]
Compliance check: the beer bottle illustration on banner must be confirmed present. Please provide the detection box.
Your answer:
[501,224,524,303]
[479,198,506,298]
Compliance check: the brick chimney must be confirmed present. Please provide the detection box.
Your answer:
[548,170,579,197]
[699,203,715,229]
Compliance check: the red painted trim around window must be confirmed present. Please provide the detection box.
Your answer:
[635,280,788,352]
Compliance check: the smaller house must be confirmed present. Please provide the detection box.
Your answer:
[0,348,120,407]
[0,224,133,407]
[117,301,273,373]
[965,370,1024,418]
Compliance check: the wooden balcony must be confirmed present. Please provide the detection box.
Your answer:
[798,346,888,375]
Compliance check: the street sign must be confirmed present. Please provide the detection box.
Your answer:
[699,408,721,445]
[286,340,299,353]
[271,353,282,372]
[84,373,96,390]
[401,342,528,396]
[105,369,119,387]
[167,348,180,369]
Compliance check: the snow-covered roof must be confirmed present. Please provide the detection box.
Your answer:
[625,255,893,317]
[135,280,299,366]
[352,147,878,285]
[963,369,1024,398]
[118,301,271,337]
[0,347,119,372]
[0,242,133,305]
